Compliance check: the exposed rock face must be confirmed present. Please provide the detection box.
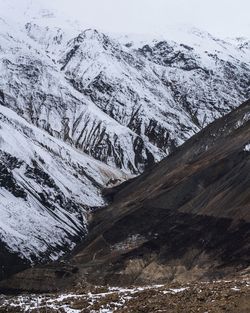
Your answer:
[1,99,249,292]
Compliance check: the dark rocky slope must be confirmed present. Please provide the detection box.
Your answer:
[1,99,250,292]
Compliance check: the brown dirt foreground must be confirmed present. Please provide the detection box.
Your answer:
[0,279,249,313]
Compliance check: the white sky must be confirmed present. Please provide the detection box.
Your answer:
[48,0,250,38]
[1,0,250,38]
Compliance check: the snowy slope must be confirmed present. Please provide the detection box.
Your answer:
[0,104,126,265]
[59,26,250,170]
[0,21,167,174]
[1,20,249,174]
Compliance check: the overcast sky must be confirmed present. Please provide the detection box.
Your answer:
[1,0,250,38]
[46,0,250,38]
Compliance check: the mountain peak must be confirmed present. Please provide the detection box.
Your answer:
[73,28,121,52]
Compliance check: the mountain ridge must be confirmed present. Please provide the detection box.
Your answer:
[0,15,250,278]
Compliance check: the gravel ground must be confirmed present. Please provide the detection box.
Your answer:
[0,278,249,312]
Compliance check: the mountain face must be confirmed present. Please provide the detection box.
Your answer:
[2,99,249,293]
[0,11,250,279]
[0,104,126,280]
[1,20,250,176]
[58,27,250,171]
[70,99,250,287]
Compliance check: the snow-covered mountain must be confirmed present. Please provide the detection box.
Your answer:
[0,103,126,278]
[1,18,250,175]
[0,5,249,275]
